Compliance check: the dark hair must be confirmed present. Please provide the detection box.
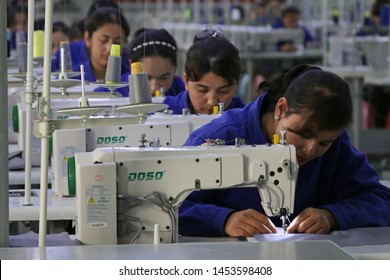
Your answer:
[129,28,178,67]
[69,19,85,41]
[7,2,27,28]
[34,19,71,36]
[34,18,45,30]
[84,7,130,42]
[185,35,241,85]
[281,5,301,18]
[87,0,119,17]
[264,64,353,131]
[372,0,390,16]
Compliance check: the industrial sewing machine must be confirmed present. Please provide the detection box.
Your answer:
[70,139,298,245]
[51,112,221,196]
[13,94,166,167]
[13,96,132,166]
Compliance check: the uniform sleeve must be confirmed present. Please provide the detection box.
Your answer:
[179,190,235,236]
[321,131,390,229]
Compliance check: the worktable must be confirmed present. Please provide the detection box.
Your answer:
[0,240,354,260]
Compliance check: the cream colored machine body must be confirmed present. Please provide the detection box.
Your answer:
[52,113,220,196]
[71,144,298,245]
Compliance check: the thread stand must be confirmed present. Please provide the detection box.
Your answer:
[90,82,128,94]
[115,103,168,116]
[49,77,81,95]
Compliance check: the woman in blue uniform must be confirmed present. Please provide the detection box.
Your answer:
[122,28,185,97]
[51,1,130,75]
[180,64,390,237]
[163,29,245,114]
[73,7,130,83]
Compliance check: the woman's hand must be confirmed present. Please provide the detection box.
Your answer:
[224,209,277,237]
[287,208,338,234]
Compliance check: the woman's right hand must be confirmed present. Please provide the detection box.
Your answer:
[224,209,277,237]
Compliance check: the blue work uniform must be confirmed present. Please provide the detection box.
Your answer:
[271,21,315,49]
[51,39,130,74]
[163,91,246,114]
[180,93,390,236]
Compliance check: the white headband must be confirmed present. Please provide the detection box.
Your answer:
[132,41,177,52]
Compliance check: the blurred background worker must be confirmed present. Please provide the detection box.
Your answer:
[7,1,28,50]
[34,19,71,55]
[271,5,315,51]
[126,28,185,97]
[51,0,130,76]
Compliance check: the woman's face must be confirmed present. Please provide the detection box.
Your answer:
[140,56,176,96]
[274,98,341,166]
[85,23,125,70]
[185,72,238,114]
[52,31,70,55]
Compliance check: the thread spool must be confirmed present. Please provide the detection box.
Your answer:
[218,103,225,114]
[105,44,121,84]
[128,62,152,104]
[33,30,45,58]
[17,42,28,74]
[60,41,73,72]
[16,31,26,45]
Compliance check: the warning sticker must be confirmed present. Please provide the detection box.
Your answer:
[85,185,111,225]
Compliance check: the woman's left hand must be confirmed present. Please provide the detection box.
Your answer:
[286,208,338,234]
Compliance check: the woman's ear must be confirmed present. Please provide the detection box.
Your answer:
[84,31,91,48]
[275,97,289,117]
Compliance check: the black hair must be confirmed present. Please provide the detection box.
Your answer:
[87,0,119,17]
[34,19,70,36]
[185,35,241,85]
[84,7,130,42]
[34,18,45,30]
[281,5,301,18]
[129,28,178,67]
[69,19,85,41]
[264,64,353,131]
[7,2,27,28]
[53,21,71,36]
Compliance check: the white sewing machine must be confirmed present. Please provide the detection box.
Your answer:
[13,95,166,166]
[13,97,131,166]
[70,141,298,245]
[51,113,220,196]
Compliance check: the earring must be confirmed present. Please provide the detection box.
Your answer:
[274,115,280,121]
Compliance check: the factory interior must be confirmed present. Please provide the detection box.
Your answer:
[1,0,390,261]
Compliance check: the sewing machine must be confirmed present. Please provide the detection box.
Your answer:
[70,141,298,245]
[13,95,165,166]
[51,113,221,196]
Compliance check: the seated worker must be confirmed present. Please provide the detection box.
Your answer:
[51,1,130,74]
[7,1,28,50]
[70,7,130,83]
[163,28,245,114]
[118,28,185,97]
[34,19,71,55]
[180,64,390,237]
[271,5,315,51]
